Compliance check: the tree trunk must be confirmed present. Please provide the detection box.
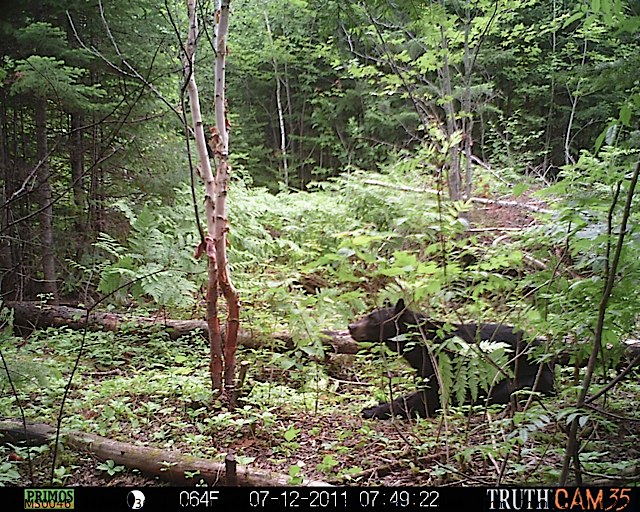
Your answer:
[184,0,223,392]
[213,0,241,401]
[184,0,221,392]
[0,419,330,486]
[89,109,103,233]
[439,28,461,201]
[34,96,58,303]
[8,301,209,339]
[184,0,240,401]
[1,107,29,300]
[65,13,88,253]
[6,301,361,354]
[462,15,474,200]
[542,0,558,172]
[69,111,87,256]
[0,94,14,298]
[362,179,552,214]
[264,10,288,188]
[564,38,588,166]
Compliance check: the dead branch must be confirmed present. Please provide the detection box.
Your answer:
[469,227,522,232]
[363,179,552,214]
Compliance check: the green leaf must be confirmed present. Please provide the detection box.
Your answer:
[284,426,300,442]
[288,464,301,477]
[336,247,356,258]
[619,104,631,126]
[513,183,529,198]
[322,455,339,467]
[351,235,373,246]
[377,267,408,276]
[562,11,585,28]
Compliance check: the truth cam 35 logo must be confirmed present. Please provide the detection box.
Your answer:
[486,488,633,511]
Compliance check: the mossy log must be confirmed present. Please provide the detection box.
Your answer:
[5,301,360,354]
[0,419,329,486]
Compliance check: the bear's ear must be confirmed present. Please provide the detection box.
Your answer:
[394,298,405,313]
[383,298,392,308]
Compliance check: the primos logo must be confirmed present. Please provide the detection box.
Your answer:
[24,489,75,509]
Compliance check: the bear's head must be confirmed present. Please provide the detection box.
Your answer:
[348,298,423,343]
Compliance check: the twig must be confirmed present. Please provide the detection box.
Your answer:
[471,227,522,232]
[585,352,640,405]
[584,402,640,422]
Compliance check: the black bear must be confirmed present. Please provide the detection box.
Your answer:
[348,299,555,419]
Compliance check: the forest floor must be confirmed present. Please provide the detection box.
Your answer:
[12,374,640,488]
[5,199,640,488]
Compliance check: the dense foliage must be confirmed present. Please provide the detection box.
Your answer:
[1,0,638,301]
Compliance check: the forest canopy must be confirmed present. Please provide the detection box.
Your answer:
[1,0,638,302]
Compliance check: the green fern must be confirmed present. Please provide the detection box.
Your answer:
[433,338,512,409]
[0,354,60,389]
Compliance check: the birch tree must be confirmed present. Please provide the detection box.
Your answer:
[264,10,289,187]
[184,0,240,399]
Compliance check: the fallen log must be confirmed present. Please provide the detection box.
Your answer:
[0,419,330,487]
[7,301,207,340]
[8,303,640,365]
[363,179,552,214]
[5,302,360,354]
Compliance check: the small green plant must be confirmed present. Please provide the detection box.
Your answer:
[315,454,339,475]
[287,464,304,485]
[52,465,76,485]
[278,425,301,456]
[0,460,20,486]
[96,459,125,477]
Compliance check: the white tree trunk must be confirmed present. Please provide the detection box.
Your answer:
[212,0,240,398]
[438,27,461,201]
[184,0,239,397]
[264,10,288,187]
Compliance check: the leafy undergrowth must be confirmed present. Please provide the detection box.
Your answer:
[1,323,639,487]
[4,156,640,487]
